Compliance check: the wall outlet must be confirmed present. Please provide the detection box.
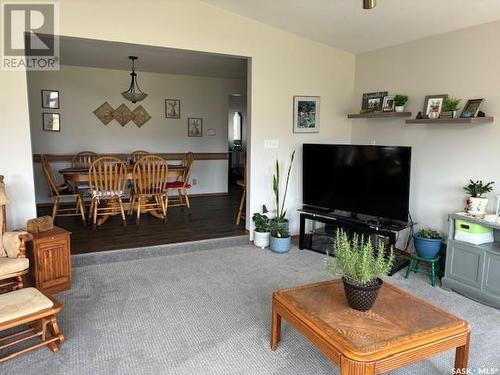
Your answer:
[192,178,197,185]
[264,139,278,149]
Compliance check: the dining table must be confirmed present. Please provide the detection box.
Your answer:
[59,164,186,224]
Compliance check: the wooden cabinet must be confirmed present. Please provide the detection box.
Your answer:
[26,227,72,294]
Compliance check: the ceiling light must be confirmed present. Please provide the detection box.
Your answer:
[121,56,147,103]
[362,0,376,9]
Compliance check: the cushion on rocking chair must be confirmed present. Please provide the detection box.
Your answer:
[0,288,53,324]
[0,257,29,277]
[166,181,191,189]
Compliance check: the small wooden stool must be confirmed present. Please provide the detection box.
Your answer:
[405,255,441,287]
[0,288,64,362]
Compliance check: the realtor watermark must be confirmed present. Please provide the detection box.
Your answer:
[453,368,499,375]
[2,1,59,70]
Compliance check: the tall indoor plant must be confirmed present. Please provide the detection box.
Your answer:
[464,180,494,216]
[270,150,295,253]
[326,230,395,311]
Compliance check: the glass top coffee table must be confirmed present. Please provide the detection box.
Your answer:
[271,279,470,374]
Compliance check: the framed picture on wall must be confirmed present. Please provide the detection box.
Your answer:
[188,117,203,137]
[165,99,181,119]
[41,90,60,109]
[361,91,387,113]
[42,113,61,132]
[293,96,320,133]
[422,94,447,118]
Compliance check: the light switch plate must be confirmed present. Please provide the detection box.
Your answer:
[264,139,278,149]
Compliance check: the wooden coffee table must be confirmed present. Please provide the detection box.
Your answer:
[271,280,470,374]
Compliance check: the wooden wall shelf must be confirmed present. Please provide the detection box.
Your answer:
[348,112,412,119]
[405,117,494,125]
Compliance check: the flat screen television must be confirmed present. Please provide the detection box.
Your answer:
[303,144,411,223]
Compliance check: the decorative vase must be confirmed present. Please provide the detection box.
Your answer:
[254,231,270,249]
[395,105,405,113]
[413,233,442,259]
[342,277,382,311]
[428,111,439,119]
[270,236,291,253]
[466,196,489,216]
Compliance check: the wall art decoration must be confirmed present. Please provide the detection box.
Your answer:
[293,96,320,133]
[165,99,181,119]
[460,99,484,118]
[42,112,61,132]
[93,102,114,125]
[361,91,387,113]
[188,117,203,137]
[41,89,60,109]
[112,104,133,126]
[132,105,151,128]
[422,94,448,118]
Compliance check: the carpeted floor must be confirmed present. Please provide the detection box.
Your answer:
[3,244,500,374]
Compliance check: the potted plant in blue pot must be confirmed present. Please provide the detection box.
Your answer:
[269,150,295,253]
[414,228,443,259]
[270,221,291,253]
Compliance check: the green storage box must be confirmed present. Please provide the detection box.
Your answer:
[455,219,494,245]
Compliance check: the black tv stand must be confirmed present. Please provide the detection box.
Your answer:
[298,209,411,276]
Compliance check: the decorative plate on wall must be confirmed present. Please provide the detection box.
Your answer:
[93,102,114,125]
[112,104,133,126]
[132,105,151,128]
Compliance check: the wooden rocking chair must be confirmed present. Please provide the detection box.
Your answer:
[0,175,32,293]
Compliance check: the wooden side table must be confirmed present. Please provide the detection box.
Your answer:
[25,227,72,294]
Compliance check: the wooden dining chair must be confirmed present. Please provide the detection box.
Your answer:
[71,151,99,168]
[166,152,194,208]
[88,156,128,229]
[236,152,246,225]
[40,155,86,224]
[130,155,169,224]
[129,150,150,164]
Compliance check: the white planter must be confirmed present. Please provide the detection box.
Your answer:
[466,197,489,216]
[395,106,405,113]
[254,231,270,249]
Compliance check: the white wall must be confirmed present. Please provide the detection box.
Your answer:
[27,65,245,203]
[352,21,500,235]
[2,0,355,231]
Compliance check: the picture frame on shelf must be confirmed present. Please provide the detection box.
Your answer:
[422,94,447,118]
[165,99,181,119]
[361,91,387,113]
[293,96,320,133]
[41,90,60,109]
[42,112,61,132]
[460,99,484,118]
[382,95,395,112]
[188,117,203,137]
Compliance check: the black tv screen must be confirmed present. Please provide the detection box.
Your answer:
[303,144,411,222]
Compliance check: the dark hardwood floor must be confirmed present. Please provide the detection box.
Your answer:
[37,185,247,255]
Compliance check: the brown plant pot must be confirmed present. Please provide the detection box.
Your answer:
[342,277,383,311]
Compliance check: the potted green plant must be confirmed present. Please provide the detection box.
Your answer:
[326,230,395,311]
[441,97,461,118]
[414,228,442,259]
[252,212,270,249]
[269,221,291,253]
[269,150,295,253]
[394,95,408,112]
[464,180,495,216]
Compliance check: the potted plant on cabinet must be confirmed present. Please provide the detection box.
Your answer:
[413,228,442,259]
[326,230,395,311]
[269,150,295,253]
[394,95,409,112]
[252,211,270,249]
[464,180,495,216]
[441,97,461,119]
[269,221,291,253]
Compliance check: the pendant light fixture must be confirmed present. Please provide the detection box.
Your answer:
[121,56,147,103]
[362,0,376,9]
